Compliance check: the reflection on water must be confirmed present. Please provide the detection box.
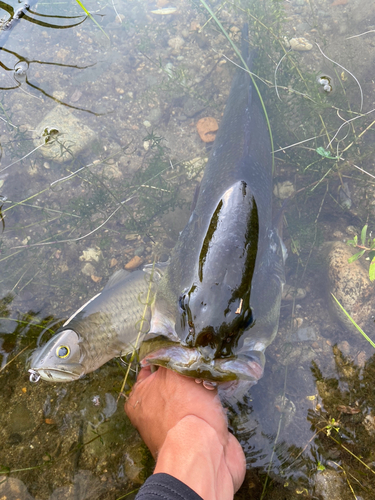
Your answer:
[0,0,375,498]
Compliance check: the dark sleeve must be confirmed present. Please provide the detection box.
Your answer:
[134,473,203,500]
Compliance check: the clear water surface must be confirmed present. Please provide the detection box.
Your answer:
[0,0,374,499]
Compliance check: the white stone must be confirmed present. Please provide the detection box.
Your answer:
[34,105,99,163]
[289,37,313,51]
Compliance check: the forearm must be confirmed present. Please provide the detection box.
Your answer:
[154,415,234,500]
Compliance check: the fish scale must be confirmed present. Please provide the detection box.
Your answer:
[28,267,163,382]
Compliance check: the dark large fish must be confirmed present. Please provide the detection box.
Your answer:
[140,27,285,392]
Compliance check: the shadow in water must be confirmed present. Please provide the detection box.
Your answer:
[0,0,103,114]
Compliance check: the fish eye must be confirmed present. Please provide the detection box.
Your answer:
[56,345,70,358]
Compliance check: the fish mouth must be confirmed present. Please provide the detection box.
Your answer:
[28,366,82,383]
[139,338,264,384]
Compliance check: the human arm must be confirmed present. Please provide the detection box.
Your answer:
[125,366,246,500]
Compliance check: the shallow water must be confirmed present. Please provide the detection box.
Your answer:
[0,0,375,498]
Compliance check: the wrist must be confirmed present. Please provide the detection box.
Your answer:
[154,416,233,500]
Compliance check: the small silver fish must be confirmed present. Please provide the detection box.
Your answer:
[28,266,164,383]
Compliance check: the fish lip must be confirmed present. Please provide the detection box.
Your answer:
[141,345,262,383]
[29,366,82,382]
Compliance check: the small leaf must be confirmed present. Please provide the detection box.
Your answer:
[354,235,358,245]
[0,465,10,475]
[347,239,356,247]
[317,461,326,471]
[348,250,366,263]
[316,147,339,159]
[369,257,375,282]
[370,239,375,250]
[369,251,375,261]
[361,225,368,246]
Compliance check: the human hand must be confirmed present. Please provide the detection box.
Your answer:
[125,366,246,499]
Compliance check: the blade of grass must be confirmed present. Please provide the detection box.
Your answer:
[75,0,109,39]
[331,293,375,348]
[198,0,274,173]
[117,262,156,402]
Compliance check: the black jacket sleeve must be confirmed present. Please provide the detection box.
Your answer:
[135,473,204,500]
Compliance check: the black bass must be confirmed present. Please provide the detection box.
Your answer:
[140,26,285,392]
[28,266,163,383]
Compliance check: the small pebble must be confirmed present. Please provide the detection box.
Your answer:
[168,36,184,52]
[81,262,96,276]
[273,180,295,199]
[125,256,144,270]
[91,275,102,283]
[289,37,313,51]
[337,340,351,355]
[134,245,145,257]
[196,117,218,142]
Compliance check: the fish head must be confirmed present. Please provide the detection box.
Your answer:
[142,181,263,387]
[173,181,259,359]
[29,329,84,382]
[176,283,254,359]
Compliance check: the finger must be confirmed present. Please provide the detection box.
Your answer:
[136,365,153,383]
[124,367,156,416]
[225,434,246,493]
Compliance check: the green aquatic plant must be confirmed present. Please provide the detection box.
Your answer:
[198,0,275,173]
[331,293,375,349]
[74,0,109,39]
[347,224,375,282]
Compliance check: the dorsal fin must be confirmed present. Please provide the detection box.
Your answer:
[103,269,131,291]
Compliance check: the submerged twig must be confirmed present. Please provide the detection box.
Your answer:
[12,203,123,248]
[327,107,375,149]
[111,0,122,23]
[0,141,45,173]
[274,50,290,101]
[346,30,375,40]
[117,262,156,402]
[0,344,31,372]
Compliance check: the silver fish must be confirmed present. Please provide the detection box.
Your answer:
[28,266,163,383]
[139,26,286,393]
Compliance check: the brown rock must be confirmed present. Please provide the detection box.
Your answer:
[196,117,218,143]
[91,275,102,283]
[125,255,144,270]
[0,477,34,500]
[320,241,374,334]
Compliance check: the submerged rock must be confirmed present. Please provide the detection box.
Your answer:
[34,106,99,163]
[0,477,34,500]
[314,469,352,500]
[320,241,374,334]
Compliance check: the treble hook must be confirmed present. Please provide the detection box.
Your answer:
[28,369,41,383]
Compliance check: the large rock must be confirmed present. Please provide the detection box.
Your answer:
[34,106,99,163]
[314,469,353,500]
[0,477,34,500]
[320,241,374,334]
